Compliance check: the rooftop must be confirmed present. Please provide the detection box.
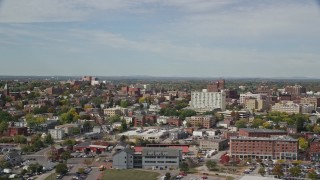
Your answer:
[230,135,297,142]
[119,128,168,137]
[240,128,286,133]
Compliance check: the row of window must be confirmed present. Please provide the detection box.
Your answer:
[145,156,177,159]
[144,161,177,164]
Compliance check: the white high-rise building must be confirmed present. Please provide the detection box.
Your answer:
[190,90,226,111]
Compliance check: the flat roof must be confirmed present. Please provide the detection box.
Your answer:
[240,128,286,133]
[119,128,168,137]
[239,176,275,180]
[230,136,297,142]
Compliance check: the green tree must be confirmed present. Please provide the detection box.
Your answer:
[119,135,128,142]
[119,120,128,132]
[44,134,54,145]
[28,163,43,173]
[63,139,76,146]
[0,111,13,122]
[120,100,129,108]
[273,164,283,178]
[55,163,68,175]
[258,167,266,176]
[180,162,189,172]
[0,158,12,169]
[165,172,171,180]
[195,122,202,128]
[206,160,217,171]
[0,121,8,134]
[71,127,81,135]
[235,119,247,129]
[109,115,121,123]
[78,168,85,174]
[60,151,72,161]
[298,137,308,150]
[289,166,301,177]
[308,170,318,180]
[262,122,272,129]
[13,135,27,144]
[83,121,92,132]
[251,118,265,128]
[60,108,79,124]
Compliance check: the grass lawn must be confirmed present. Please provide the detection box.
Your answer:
[44,173,57,180]
[103,169,160,180]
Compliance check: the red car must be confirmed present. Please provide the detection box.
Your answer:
[201,176,208,180]
[179,172,187,176]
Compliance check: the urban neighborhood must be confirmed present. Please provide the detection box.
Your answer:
[0,77,320,180]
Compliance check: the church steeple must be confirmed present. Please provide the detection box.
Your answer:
[4,83,9,96]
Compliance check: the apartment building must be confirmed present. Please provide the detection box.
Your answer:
[186,115,216,129]
[300,97,320,108]
[310,138,320,162]
[271,101,300,114]
[104,106,128,117]
[240,92,266,104]
[244,98,267,112]
[49,129,65,140]
[190,90,226,111]
[230,136,298,160]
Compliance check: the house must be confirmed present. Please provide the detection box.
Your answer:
[3,151,22,166]
[93,126,102,133]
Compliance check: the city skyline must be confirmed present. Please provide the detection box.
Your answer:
[1,0,320,77]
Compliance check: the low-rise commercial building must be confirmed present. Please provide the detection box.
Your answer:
[112,147,182,170]
[200,138,228,151]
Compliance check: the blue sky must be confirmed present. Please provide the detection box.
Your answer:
[0,0,320,77]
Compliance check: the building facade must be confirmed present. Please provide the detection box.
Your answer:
[310,138,320,162]
[187,115,216,129]
[190,90,226,111]
[142,147,182,170]
[49,129,65,140]
[230,136,298,160]
[199,139,228,151]
[271,101,300,114]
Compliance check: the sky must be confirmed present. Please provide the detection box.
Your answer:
[0,0,320,78]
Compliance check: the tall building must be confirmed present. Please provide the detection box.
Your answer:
[190,90,226,111]
[207,79,225,92]
[285,85,306,96]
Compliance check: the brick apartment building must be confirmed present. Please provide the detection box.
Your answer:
[310,138,320,162]
[187,115,215,129]
[167,117,181,126]
[7,126,28,137]
[230,136,298,160]
[239,128,287,137]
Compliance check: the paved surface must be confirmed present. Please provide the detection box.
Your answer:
[22,147,57,169]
